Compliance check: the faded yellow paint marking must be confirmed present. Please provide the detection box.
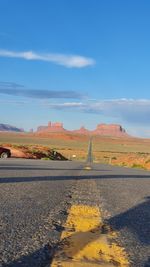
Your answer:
[84,166,92,170]
[51,205,129,267]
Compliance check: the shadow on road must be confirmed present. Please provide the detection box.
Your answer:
[0,166,112,171]
[0,173,150,184]
[108,196,150,246]
[2,197,150,266]
[1,244,52,267]
[1,162,150,266]
[107,196,150,266]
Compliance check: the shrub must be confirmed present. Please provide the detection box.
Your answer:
[112,156,117,160]
[132,163,145,169]
[121,162,126,167]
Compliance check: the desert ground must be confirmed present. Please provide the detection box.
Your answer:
[1,132,150,169]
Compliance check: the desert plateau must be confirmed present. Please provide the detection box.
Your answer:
[1,123,150,170]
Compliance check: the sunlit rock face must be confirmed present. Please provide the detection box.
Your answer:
[37,121,66,133]
[72,126,90,135]
[92,123,128,137]
[36,121,129,137]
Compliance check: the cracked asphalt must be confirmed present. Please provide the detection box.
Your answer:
[1,159,150,266]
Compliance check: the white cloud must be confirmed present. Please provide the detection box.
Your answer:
[47,99,150,124]
[0,49,95,68]
[48,102,84,108]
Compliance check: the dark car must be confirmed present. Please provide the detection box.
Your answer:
[0,147,11,158]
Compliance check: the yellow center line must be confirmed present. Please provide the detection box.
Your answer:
[51,205,129,267]
[84,166,92,170]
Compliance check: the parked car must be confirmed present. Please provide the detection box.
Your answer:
[0,147,11,158]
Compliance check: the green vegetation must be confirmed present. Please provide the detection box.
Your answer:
[41,157,53,160]
[120,162,127,167]
[131,163,146,169]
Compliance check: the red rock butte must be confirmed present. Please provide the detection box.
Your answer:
[93,123,127,137]
[37,121,129,137]
[37,121,66,132]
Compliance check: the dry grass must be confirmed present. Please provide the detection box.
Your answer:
[0,132,89,161]
[93,136,150,170]
[93,135,150,153]
[1,132,150,167]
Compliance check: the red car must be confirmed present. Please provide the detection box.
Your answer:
[0,147,11,158]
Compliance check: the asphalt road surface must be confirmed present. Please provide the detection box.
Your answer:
[1,158,150,267]
[86,137,93,163]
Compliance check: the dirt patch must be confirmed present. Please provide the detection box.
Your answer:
[93,150,150,170]
[1,144,68,160]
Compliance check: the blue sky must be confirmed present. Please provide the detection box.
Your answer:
[0,0,150,137]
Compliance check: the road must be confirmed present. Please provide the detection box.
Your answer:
[86,137,93,163]
[1,158,150,266]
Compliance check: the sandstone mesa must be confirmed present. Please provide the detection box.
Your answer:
[0,121,129,137]
[37,121,129,137]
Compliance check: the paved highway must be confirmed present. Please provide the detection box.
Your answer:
[86,137,93,163]
[1,158,150,266]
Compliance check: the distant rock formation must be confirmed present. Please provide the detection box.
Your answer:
[37,121,66,133]
[72,126,89,135]
[92,123,127,137]
[0,123,24,132]
[36,121,129,137]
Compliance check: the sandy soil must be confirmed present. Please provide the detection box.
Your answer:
[1,144,68,160]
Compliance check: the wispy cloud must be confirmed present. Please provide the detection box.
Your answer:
[0,99,27,104]
[47,99,150,124]
[48,102,85,109]
[2,81,150,127]
[0,49,95,68]
[0,81,83,99]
